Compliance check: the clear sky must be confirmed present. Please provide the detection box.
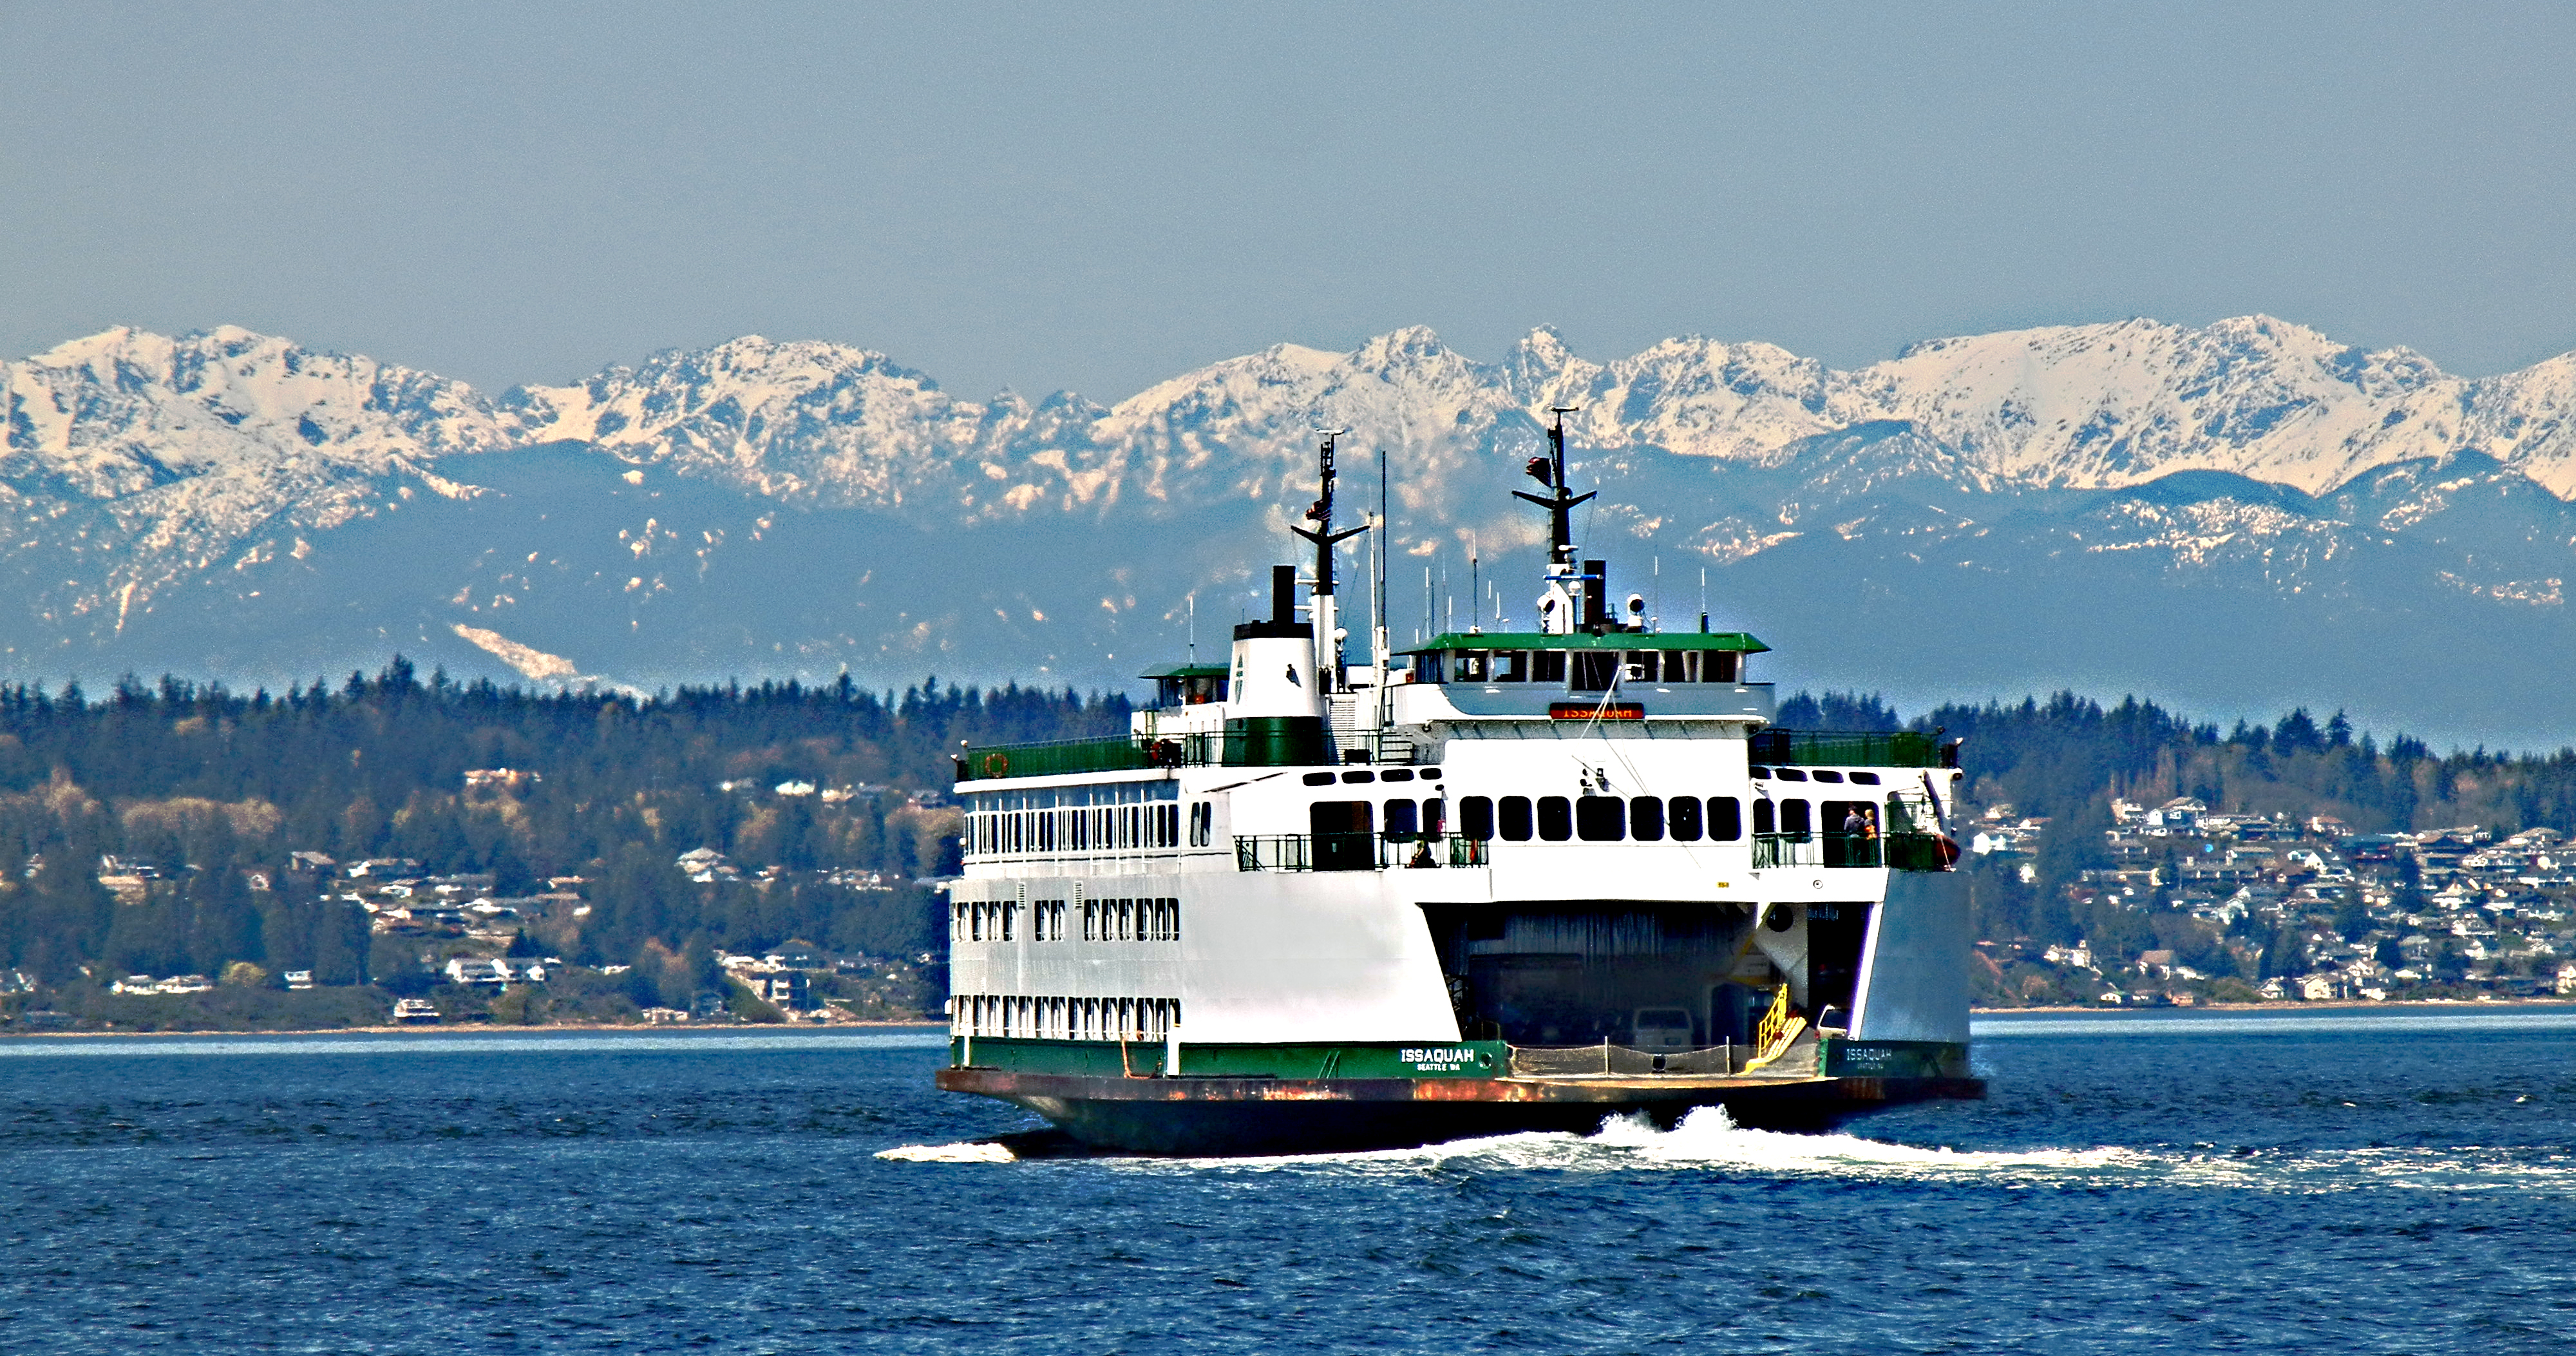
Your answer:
[7,3,2575,401]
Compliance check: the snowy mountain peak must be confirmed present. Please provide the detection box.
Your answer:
[4,325,505,501]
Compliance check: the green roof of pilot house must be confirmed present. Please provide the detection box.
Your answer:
[1400,630,1769,654]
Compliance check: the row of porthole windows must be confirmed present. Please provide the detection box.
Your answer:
[1460,794,1745,843]
[967,803,1183,857]
[1452,794,1913,843]
[952,993,1177,1041]
[1412,649,1740,687]
[954,897,1179,942]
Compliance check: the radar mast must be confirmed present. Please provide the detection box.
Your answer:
[1513,407,1598,635]
[1290,428,1368,689]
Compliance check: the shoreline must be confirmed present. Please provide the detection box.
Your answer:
[0,1018,945,1039]
[1974,996,2573,1015]
[6,997,2570,1038]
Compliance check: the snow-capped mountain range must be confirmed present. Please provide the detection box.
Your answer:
[6,316,2574,747]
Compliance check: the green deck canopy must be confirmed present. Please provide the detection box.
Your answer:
[1399,631,1769,655]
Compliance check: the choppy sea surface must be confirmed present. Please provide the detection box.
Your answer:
[5,1008,2575,1353]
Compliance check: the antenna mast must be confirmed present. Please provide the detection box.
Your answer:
[1290,428,1367,690]
[1513,406,1598,635]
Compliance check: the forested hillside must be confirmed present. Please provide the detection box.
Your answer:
[0,660,1124,1000]
[1785,689,2576,1000]
[1780,689,2576,836]
[3,666,2570,1025]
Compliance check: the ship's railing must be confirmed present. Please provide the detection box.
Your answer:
[1748,729,1951,769]
[960,720,1360,781]
[1235,834,1316,871]
[1755,830,1954,871]
[956,736,1160,781]
[1507,1043,1748,1077]
[1752,832,1816,868]
[1234,833,1490,872]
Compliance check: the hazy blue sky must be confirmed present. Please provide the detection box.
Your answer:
[7,3,2575,400]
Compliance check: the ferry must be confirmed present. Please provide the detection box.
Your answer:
[937,417,1982,1154]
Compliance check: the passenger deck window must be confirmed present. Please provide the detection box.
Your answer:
[1498,796,1533,841]
[1383,799,1420,841]
[1781,799,1812,837]
[1753,799,1776,836]
[1538,796,1574,841]
[1461,796,1495,839]
[1712,796,1743,841]
[1630,796,1665,841]
[1576,796,1625,841]
[1669,796,1703,841]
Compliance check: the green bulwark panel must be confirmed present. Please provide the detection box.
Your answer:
[958,736,1151,781]
[1749,729,1947,769]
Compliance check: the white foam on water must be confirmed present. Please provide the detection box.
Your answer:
[1105,1109,2576,1195]
[1113,1108,2148,1183]
[1593,1107,2154,1177]
[875,1140,1018,1163]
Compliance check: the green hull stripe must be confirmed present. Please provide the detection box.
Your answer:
[1821,1039,1970,1078]
[949,1037,1506,1080]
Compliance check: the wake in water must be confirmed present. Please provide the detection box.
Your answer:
[878,1107,2576,1193]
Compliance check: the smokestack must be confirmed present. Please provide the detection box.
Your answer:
[1271,565,1298,625]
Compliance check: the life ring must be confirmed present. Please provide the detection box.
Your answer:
[980,751,1010,777]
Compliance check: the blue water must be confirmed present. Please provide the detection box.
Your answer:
[5,1009,2574,1353]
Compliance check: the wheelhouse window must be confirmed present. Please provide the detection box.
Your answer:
[1569,651,1620,691]
[1453,651,1488,682]
[1696,651,1737,683]
[1311,800,1376,872]
[1492,651,1529,682]
[1575,796,1625,841]
[1532,651,1567,683]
